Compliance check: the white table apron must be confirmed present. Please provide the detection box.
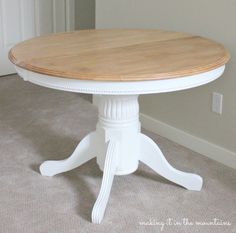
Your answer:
[15,65,225,224]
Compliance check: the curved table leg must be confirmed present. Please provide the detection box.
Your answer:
[40,131,97,177]
[92,140,119,224]
[139,134,203,191]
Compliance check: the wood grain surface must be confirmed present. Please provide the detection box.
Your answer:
[9,29,230,81]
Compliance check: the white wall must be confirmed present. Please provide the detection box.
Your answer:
[96,0,236,154]
[75,0,95,29]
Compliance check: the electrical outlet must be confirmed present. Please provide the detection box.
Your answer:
[212,92,223,114]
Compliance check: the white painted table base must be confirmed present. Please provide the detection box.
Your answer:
[15,66,226,224]
[40,94,202,224]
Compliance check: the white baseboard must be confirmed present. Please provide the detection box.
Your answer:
[140,113,236,170]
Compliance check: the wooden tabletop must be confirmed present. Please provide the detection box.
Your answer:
[9,29,230,81]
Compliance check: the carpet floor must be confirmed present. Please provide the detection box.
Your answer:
[0,75,235,233]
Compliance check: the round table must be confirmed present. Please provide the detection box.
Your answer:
[9,29,230,224]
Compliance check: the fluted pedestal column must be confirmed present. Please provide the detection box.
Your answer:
[96,95,140,175]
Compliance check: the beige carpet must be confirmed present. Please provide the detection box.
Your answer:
[0,75,235,233]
